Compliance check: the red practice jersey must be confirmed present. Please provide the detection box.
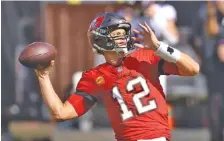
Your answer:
[68,48,179,141]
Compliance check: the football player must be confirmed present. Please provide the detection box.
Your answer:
[35,12,199,141]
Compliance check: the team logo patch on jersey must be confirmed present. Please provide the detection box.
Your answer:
[96,76,105,85]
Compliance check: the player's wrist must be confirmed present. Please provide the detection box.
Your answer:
[35,69,50,79]
[154,41,181,63]
[151,42,160,51]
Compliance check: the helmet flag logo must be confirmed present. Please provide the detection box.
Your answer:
[91,16,105,30]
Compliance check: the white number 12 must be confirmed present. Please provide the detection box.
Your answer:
[112,76,157,121]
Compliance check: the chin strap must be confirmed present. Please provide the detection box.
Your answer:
[115,47,128,54]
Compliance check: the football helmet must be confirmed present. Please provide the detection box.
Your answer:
[87,12,134,54]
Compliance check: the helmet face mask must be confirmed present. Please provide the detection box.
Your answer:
[88,12,134,54]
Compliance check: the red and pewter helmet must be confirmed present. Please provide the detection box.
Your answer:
[87,12,134,54]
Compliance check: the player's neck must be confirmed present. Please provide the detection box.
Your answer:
[103,51,125,67]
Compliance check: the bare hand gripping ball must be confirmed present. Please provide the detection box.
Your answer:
[18,42,56,69]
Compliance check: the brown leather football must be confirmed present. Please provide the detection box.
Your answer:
[18,42,56,69]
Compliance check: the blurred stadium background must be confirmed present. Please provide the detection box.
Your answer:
[2,1,224,141]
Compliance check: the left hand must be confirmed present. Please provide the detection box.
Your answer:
[132,22,160,51]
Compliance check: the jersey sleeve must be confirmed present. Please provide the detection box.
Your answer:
[140,49,179,75]
[158,59,180,75]
[76,71,100,97]
[67,70,100,116]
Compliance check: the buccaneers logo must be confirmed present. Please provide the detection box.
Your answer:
[90,16,105,30]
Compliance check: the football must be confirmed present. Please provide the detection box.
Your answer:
[18,42,56,69]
